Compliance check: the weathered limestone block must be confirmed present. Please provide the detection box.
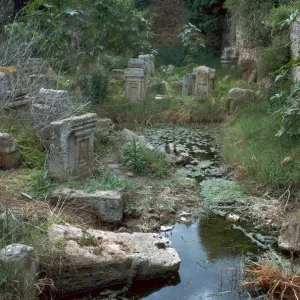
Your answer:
[192,66,216,100]
[0,244,39,298]
[167,64,175,75]
[290,15,300,82]
[138,54,155,76]
[32,88,70,146]
[124,68,146,102]
[228,88,256,113]
[120,128,146,145]
[48,224,181,293]
[221,47,238,67]
[49,113,97,182]
[52,188,124,223]
[182,75,189,96]
[128,58,147,73]
[0,133,21,169]
[278,220,300,253]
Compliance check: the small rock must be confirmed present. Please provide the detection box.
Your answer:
[180,217,187,222]
[160,225,174,232]
[226,213,240,222]
[179,211,192,217]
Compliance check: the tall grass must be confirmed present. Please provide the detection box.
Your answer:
[221,100,300,189]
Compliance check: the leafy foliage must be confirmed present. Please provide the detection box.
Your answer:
[184,0,227,43]
[5,0,153,61]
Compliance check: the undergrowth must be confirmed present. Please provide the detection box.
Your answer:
[221,100,300,189]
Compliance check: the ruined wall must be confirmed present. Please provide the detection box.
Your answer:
[150,0,186,46]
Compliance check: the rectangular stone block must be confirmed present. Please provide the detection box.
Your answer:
[51,188,124,223]
[49,113,97,182]
[124,68,146,102]
[192,66,216,100]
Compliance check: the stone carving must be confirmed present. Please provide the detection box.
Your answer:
[192,66,216,100]
[138,54,155,76]
[128,58,147,75]
[49,113,97,182]
[52,188,125,223]
[221,47,238,67]
[124,68,146,102]
[32,88,70,146]
[0,133,21,169]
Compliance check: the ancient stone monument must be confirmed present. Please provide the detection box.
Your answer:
[32,88,70,146]
[124,68,146,102]
[49,113,97,182]
[138,54,155,76]
[0,133,21,169]
[221,47,238,67]
[182,75,189,96]
[128,58,147,75]
[192,66,216,100]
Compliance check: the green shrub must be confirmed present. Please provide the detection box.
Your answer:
[28,170,54,198]
[157,44,187,66]
[122,139,169,178]
[80,64,108,104]
[257,35,290,79]
[147,76,168,95]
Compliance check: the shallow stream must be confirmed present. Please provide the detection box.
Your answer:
[59,126,262,299]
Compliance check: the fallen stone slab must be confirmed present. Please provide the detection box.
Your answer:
[48,224,181,293]
[0,133,21,169]
[51,188,124,223]
[278,220,300,253]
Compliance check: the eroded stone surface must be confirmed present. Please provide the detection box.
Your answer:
[138,54,155,76]
[0,133,20,169]
[290,16,300,82]
[192,66,216,100]
[51,188,124,223]
[228,88,256,113]
[49,113,97,181]
[48,224,181,293]
[279,221,300,253]
[221,47,238,66]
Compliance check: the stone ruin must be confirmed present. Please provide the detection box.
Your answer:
[138,54,156,77]
[32,88,70,146]
[49,113,97,182]
[192,66,216,100]
[0,67,29,119]
[221,47,238,67]
[0,133,21,169]
[124,68,146,102]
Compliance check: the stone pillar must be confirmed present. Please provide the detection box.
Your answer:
[124,68,146,102]
[192,66,216,100]
[49,113,97,182]
[221,47,238,67]
[138,54,156,76]
[290,15,300,82]
[128,58,148,76]
[182,75,189,96]
[0,133,21,169]
[32,88,70,147]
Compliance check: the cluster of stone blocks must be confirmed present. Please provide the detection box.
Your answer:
[124,54,155,102]
[181,65,216,100]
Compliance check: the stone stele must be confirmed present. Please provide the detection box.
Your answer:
[192,66,216,100]
[124,68,146,102]
[0,133,21,169]
[49,224,181,293]
[49,113,97,182]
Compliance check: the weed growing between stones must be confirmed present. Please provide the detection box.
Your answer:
[122,139,169,179]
